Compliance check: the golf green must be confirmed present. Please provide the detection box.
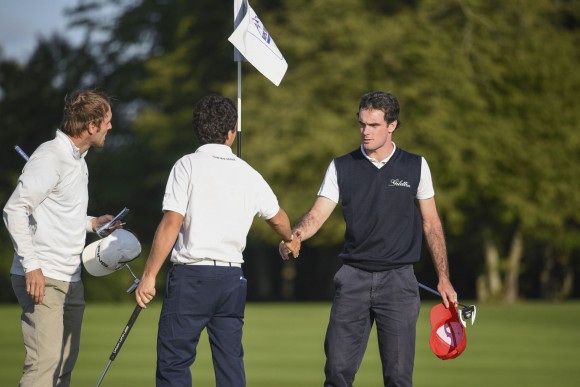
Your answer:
[0,301,578,386]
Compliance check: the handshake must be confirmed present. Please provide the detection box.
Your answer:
[278,231,302,260]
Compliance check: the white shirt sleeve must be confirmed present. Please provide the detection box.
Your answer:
[416,157,435,200]
[86,216,95,233]
[3,155,59,273]
[162,158,191,216]
[255,176,280,220]
[317,160,339,203]
[317,157,433,201]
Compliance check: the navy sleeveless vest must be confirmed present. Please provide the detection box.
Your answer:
[334,147,423,271]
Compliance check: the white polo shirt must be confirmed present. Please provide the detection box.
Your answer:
[163,144,280,264]
[318,143,435,202]
[3,130,94,282]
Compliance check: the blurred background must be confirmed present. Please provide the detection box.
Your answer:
[1,0,579,304]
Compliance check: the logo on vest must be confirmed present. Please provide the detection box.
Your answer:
[389,179,411,188]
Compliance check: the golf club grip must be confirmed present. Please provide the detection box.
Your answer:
[109,305,142,361]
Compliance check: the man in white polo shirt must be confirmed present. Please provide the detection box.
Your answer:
[135,94,300,387]
[3,89,121,387]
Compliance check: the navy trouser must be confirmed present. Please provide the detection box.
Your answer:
[156,265,247,387]
[324,264,420,387]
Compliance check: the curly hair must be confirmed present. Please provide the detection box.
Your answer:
[60,90,111,138]
[192,94,237,145]
[359,91,401,129]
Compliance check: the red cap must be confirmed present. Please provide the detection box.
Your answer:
[429,303,467,360]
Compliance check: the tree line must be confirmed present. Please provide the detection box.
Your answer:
[1,0,578,303]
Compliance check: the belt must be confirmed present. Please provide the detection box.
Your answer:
[187,259,242,268]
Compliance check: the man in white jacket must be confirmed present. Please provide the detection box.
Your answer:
[3,89,120,387]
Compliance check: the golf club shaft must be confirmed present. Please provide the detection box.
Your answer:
[418,282,468,308]
[418,282,441,297]
[126,264,139,281]
[96,360,112,387]
[96,304,142,386]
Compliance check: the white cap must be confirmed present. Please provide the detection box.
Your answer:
[82,229,141,277]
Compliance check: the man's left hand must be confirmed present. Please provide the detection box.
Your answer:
[437,278,458,309]
[93,214,124,236]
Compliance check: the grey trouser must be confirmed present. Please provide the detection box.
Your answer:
[324,264,420,387]
[12,274,85,387]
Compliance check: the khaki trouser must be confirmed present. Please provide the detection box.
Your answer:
[12,274,85,387]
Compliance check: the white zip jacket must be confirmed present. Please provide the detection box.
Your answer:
[3,130,95,282]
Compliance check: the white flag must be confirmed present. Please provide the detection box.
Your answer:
[229,1,288,86]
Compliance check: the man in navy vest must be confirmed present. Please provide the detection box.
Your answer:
[280,91,457,387]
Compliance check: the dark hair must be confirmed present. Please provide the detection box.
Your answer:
[61,90,111,138]
[192,94,237,145]
[358,91,401,129]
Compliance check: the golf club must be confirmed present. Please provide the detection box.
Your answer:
[125,264,141,294]
[96,304,143,387]
[14,145,29,161]
[94,253,141,386]
[418,282,477,326]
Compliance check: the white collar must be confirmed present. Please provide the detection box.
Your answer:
[360,142,397,166]
[196,143,234,155]
[56,130,87,159]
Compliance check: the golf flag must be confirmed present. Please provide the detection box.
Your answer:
[229,0,288,86]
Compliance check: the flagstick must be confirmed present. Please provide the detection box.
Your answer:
[237,61,242,158]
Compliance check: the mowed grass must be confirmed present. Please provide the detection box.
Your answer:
[1,301,579,386]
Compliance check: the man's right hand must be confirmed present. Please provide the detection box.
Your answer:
[135,275,156,309]
[25,268,46,305]
[279,232,301,260]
